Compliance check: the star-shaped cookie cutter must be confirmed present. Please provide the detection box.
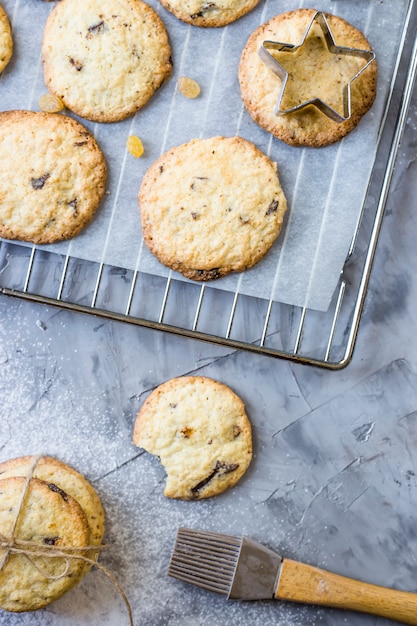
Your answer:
[258,11,376,123]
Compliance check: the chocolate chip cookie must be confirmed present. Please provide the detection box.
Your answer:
[138,135,287,281]
[133,376,252,500]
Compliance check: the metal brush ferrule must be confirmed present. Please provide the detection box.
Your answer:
[228,536,282,601]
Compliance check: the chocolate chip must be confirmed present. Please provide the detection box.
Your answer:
[87,21,105,36]
[220,462,239,474]
[47,483,68,501]
[196,268,221,280]
[31,173,50,190]
[191,2,217,18]
[266,199,279,215]
[68,198,78,217]
[69,58,83,71]
[43,537,59,545]
[190,460,239,497]
[190,467,218,496]
[191,176,209,190]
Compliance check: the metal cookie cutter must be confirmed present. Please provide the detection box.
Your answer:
[258,10,376,123]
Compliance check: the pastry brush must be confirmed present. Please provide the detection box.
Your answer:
[168,527,417,625]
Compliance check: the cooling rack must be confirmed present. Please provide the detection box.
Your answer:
[0,1,416,369]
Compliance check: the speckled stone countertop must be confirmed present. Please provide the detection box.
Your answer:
[1,15,417,626]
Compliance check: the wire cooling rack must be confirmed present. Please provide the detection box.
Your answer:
[0,2,416,369]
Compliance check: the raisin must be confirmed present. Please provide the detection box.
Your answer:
[266,199,279,215]
[47,483,68,501]
[31,174,50,190]
[127,135,144,158]
[178,76,200,99]
[180,426,194,438]
[233,425,241,438]
[38,93,64,113]
[191,212,199,220]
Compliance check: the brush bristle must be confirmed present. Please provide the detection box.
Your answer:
[167,527,241,595]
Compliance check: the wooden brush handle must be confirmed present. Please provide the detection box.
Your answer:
[275,558,417,625]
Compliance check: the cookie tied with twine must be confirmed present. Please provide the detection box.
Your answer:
[0,455,133,624]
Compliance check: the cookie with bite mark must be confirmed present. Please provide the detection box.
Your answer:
[133,376,252,500]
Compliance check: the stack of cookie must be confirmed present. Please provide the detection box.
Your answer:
[0,455,104,612]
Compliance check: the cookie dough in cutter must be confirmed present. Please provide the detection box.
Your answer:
[258,11,376,123]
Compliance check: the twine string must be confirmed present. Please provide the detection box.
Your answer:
[0,455,134,625]
[0,454,41,572]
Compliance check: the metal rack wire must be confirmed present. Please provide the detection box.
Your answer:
[1,3,416,369]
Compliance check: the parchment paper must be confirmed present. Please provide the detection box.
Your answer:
[0,0,411,311]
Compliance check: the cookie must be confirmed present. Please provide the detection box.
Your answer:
[0,476,90,612]
[0,110,107,244]
[0,456,105,560]
[238,9,377,147]
[157,0,261,28]
[42,0,172,123]
[138,135,287,281]
[133,376,252,500]
[0,3,12,74]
